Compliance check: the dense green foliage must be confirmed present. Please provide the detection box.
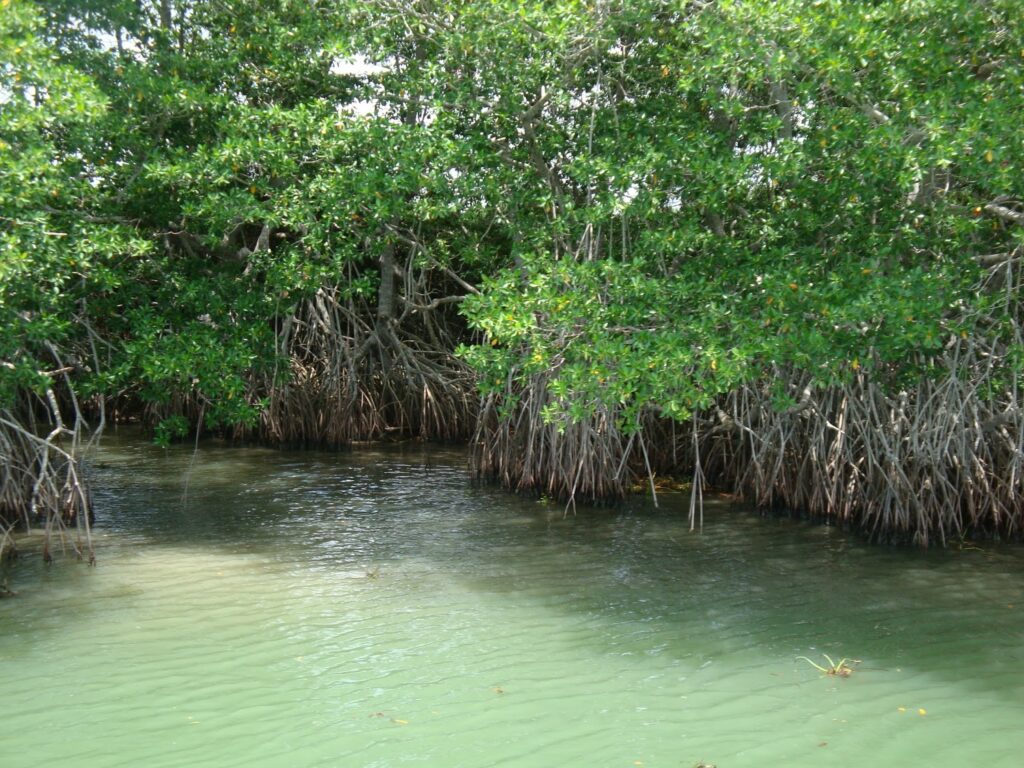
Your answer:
[454,0,1022,423]
[2,0,1023,542]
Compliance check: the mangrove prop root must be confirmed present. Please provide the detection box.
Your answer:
[476,331,1024,544]
[260,284,477,445]
[470,369,679,506]
[0,385,96,564]
[694,337,1024,545]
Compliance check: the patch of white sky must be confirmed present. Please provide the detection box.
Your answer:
[331,53,390,117]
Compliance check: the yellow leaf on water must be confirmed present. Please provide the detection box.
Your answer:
[897,707,906,713]
[918,708,927,716]
[392,718,409,725]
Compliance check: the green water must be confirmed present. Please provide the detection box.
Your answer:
[2,435,1023,768]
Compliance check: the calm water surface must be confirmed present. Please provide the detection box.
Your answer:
[2,433,1023,767]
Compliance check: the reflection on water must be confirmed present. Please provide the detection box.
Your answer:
[2,431,1023,767]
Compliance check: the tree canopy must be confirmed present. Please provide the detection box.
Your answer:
[2,0,1023,544]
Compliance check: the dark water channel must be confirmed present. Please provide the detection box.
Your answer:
[2,433,1023,767]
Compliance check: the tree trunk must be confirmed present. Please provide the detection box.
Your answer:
[377,241,396,328]
[159,0,172,31]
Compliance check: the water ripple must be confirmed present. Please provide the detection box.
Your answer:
[2,437,1024,767]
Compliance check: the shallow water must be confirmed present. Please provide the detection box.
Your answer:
[2,433,1023,767]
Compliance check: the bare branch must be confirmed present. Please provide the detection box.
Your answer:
[985,201,1024,226]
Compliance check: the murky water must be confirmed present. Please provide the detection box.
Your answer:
[2,433,1023,767]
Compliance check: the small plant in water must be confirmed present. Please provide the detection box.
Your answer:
[797,654,859,677]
